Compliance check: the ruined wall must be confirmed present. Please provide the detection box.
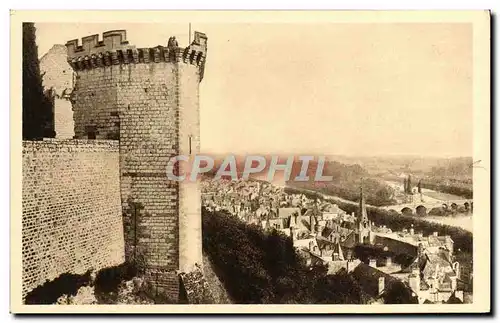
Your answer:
[39,44,75,139]
[66,30,207,299]
[22,139,124,299]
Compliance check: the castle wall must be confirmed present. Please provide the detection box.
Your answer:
[22,139,124,299]
[53,99,75,139]
[39,44,75,139]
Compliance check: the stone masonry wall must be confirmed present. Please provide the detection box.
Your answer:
[117,63,181,295]
[22,139,124,299]
[71,62,181,296]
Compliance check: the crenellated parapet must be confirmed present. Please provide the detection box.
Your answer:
[66,30,133,59]
[66,30,208,78]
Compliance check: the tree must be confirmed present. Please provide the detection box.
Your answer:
[383,282,418,304]
[23,22,55,140]
[202,208,364,304]
[312,270,364,304]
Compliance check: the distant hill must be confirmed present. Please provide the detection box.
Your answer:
[324,155,473,180]
[286,159,396,206]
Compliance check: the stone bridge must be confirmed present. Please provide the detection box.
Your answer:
[383,199,473,216]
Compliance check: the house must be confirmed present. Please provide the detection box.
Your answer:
[340,231,358,260]
[316,237,345,261]
[397,248,462,303]
[277,207,301,219]
[351,263,417,304]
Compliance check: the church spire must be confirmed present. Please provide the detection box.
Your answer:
[359,185,368,221]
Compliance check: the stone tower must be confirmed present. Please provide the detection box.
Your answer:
[66,30,207,300]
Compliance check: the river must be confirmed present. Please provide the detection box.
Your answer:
[282,183,473,232]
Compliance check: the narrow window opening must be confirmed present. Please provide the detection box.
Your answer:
[86,125,97,140]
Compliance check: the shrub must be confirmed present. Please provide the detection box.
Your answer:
[24,271,91,305]
[202,207,363,304]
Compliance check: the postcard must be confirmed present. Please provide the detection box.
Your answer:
[10,10,490,314]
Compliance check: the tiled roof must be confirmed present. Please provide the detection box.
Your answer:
[340,231,357,249]
[316,237,343,256]
[321,227,334,239]
[278,207,301,219]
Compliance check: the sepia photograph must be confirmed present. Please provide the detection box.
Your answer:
[10,10,491,314]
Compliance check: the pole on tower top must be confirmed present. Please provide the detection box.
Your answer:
[189,23,192,43]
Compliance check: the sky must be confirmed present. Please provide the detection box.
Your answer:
[35,22,473,158]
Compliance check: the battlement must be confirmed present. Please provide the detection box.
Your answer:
[66,30,133,58]
[66,30,208,77]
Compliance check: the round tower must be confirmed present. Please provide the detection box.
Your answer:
[66,30,208,301]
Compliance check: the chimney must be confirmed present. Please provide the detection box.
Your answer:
[450,276,457,291]
[453,262,461,279]
[378,277,385,295]
[409,272,421,295]
[369,258,377,268]
[386,256,392,267]
[428,277,437,293]
[410,227,415,235]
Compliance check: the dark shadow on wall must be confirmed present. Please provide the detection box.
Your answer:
[24,264,136,305]
[24,271,91,305]
[93,263,137,304]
